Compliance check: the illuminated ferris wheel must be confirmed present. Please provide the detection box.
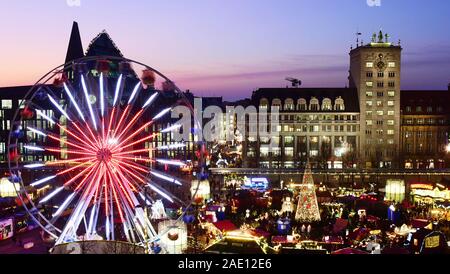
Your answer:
[8,56,201,253]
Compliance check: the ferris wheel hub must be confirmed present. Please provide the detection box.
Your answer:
[96,148,112,163]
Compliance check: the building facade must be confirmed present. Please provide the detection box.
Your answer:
[349,31,402,169]
[400,90,450,169]
[243,88,360,169]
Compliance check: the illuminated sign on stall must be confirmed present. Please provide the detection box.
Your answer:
[242,177,269,191]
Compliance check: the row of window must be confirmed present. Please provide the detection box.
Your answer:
[405,106,444,113]
[260,97,345,111]
[366,119,395,125]
[366,81,396,88]
[366,110,395,116]
[403,118,447,125]
[366,139,395,145]
[364,128,396,135]
[280,114,358,122]
[366,100,395,107]
[366,71,396,78]
[366,91,396,97]
[277,124,358,133]
[404,143,442,154]
[404,131,447,138]
[366,62,396,68]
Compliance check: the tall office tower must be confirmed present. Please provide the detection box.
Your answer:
[349,31,402,168]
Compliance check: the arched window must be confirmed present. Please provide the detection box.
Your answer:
[297,98,307,111]
[272,98,282,111]
[322,98,332,111]
[284,98,294,111]
[272,98,282,109]
[260,98,269,109]
[334,97,345,111]
[310,97,320,111]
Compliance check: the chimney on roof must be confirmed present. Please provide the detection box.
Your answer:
[65,21,84,64]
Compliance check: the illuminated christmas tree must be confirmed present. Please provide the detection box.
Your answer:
[295,163,321,222]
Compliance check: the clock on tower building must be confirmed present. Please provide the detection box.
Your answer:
[349,31,402,169]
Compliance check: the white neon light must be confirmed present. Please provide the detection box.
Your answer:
[87,204,96,236]
[27,127,47,137]
[157,143,186,150]
[156,159,185,167]
[24,163,45,169]
[161,124,181,133]
[150,171,181,185]
[128,82,141,104]
[52,193,76,217]
[30,175,56,187]
[142,92,158,108]
[107,138,118,145]
[147,184,174,203]
[139,192,152,206]
[81,75,97,130]
[153,108,171,120]
[106,218,110,240]
[48,95,71,121]
[39,186,64,204]
[113,74,123,106]
[63,83,85,121]
[24,145,45,151]
[100,72,105,117]
[36,110,55,125]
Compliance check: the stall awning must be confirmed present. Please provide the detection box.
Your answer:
[213,220,237,232]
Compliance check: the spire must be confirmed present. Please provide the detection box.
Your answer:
[65,21,84,64]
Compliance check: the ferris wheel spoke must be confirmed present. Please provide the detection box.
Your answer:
[57,160,95,176]
[112,74,123,106]
[150,170,182,186]
[49,192,78,227]
[56,122,98,151]
[115,164,147,185]
[105,107,116,147]
[105,163,135,207]
[108,171,125,223]
[146,183,174,203]
[113,109,146,142]
[57,167,102,244]
[47,94,72,122]
[111,158,149,174]
[63,82,85,122]
[113,155,154,164]
[127,82,142,104]
[155,158,186,167]
[81,75,98,130]
[142,92,159,109]
[112,121,153,153]
[112,147,152,156]
[114,133,156,152]
[47,134,97,155]
[99,72,105,117]
[73,163,101,191]
[111,104,131,138]
[69,122,101,150]
[45,156,97,166]
[45,147,96,156]
[39,186,65,204]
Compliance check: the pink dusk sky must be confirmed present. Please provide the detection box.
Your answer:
[0,0,449,100]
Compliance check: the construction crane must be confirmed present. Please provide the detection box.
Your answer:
[285,77,302,88]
